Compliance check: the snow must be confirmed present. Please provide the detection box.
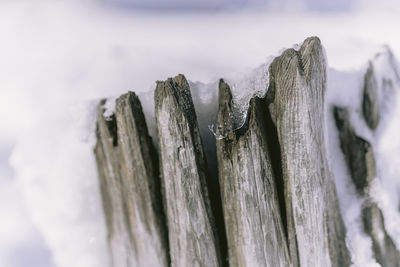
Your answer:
[10,101,110,267]
[326,47,400,267]
[3,0,400,267]
[137,84,158,148]
[0,143,53,267]
[224,60,272,129]
[103,97,118,119]
[325,84,379,266]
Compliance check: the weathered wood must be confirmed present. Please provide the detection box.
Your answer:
[94,104,136,267]
[333,107,374,195]
[95,93,170,267]
[155,74,222,267]
[266,37,350,267]
[334,105,400,267]
[362,62,380,130]
[115,92,169,267]
[216,79,291,267]
[362,201,400,267]
[94,36,400,267]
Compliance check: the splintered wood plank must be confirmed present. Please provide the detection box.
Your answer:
[95,93,169,267]
[115,92,169,267]
[94,103,136,267]
[155,74,222,267]
[267,37,350,267]
[216,79,291,267]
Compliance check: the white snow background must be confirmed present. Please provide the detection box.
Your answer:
[2,0,400,266]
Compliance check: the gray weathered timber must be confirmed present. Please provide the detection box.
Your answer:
[94,103,136,267]
[216,80,291,267]
[155,74,222,267]
[362,62,380,130]
[266,37,350,267]
[333,107,374,195]
[115,92,169,267]
[362,201,400,267]
[333,106,400,267]
[95,93,170,267]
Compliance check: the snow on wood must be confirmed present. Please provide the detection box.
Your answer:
[93,37,400,267]
[334,105,400,267]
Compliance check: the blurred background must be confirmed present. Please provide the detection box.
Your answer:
[1,0,400,266]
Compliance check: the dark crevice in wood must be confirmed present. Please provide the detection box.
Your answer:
[99,98,118,147]
[205,161,229,267]
[105,114,119,147]
[191,82,229,267]
[176,77,225,266]
[263,94,288,241]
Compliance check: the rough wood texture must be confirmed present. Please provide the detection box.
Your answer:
[333,107,374,195]
[94,36,400,267]
[95,93,169,267]
[115,92,170,267]
[334,106,400,267]
[216,79,291,267]
[362,62,380,130]
[95,104,136,267]
[155,74,222,267]
[266,37,350,267]
[362,201,400,267]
